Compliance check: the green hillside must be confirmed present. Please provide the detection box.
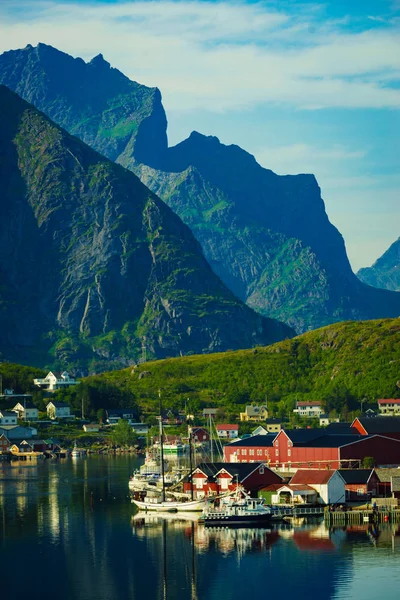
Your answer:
[76,318,400,419]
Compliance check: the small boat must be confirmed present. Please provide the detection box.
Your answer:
[71,442,86,458]
[202,487,273,526]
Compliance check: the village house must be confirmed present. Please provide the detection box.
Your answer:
[34,371,80,392]
[338,469,379,501]
[83,423,100,433]
[202,408,218,420]
[216,424,239,440]
[288,469,346,505]
[377,399,400,417]
[183,461,283,499]
[293,400,324,418]
[0,410,18,426]
[10,440,35,454]
[131,423,150,435]
[190,426,210,443]
[319,414,340,427]
[12,401,39,421]
[106,408,137,425]
[239,405,269,422]
[46,401,71,420]
[0,433,10,454]
[375,468,400,499]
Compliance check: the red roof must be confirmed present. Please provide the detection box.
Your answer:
[290,469,336,485]
[297,401,322,407]
[216,424,238,430]
[378,399,400,404]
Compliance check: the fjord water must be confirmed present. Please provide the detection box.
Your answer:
[1,457,399,600]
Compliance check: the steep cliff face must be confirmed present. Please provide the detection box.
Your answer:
[0,43,168,168]
[2,45,399,333]
[357,238,400,292]
[0,86,293,371]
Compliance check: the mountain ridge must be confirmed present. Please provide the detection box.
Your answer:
[0,84,293,372]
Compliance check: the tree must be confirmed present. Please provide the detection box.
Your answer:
[362,456,375,468]
[97,409,106,424]
[111,419,137,447]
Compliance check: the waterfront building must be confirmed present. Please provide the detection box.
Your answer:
[183,461,283,498]
[280,469,346,505]
[337,469,379,501]
[224,427,400,469]
[0,433,10,454]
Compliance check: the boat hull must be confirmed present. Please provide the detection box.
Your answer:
[132,498,206,512]
[203,513,273,527]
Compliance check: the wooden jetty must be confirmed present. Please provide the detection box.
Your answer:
[325,508,400,525]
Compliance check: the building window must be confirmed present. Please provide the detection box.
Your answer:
[250,449,254,456]
[257,449,262,456]
[265,450,269,456]
[259,466,265,474]
[275,449,279,456]
[288,449,291,457]
[357,488,364,496]
[196,479,203,489]
[242,449,247,456]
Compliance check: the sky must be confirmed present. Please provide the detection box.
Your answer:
[0,0,399,271]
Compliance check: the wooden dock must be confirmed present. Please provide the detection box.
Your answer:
[325,508,400,524]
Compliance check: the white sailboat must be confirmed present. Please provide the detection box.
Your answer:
[131,404,207,513]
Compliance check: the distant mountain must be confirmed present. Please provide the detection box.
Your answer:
[1,44,400,333]
[0,85,293,372]
[357,237,400,292]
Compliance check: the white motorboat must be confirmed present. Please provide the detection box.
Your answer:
[202,487,273,526]
[132,496,207,513]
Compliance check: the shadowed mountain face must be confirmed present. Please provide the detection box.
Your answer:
[1,44,399,333]
[0,85,293,372]
[357,238,400,292]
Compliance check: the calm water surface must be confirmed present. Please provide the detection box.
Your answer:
[1,456,399,600]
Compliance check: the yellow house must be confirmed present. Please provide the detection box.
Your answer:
[239,405,269,422]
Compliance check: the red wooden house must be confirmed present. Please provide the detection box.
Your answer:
[190,427,210,443]
[183,462,283,499]
[337,469,380,500]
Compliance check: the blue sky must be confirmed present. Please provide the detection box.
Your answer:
[1,0,399,270]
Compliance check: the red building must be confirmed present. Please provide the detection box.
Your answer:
[190,427,210,443]
[338,469,380,500]
[352,417,400,441]
[183,462,283,499]
[224,428,400,469]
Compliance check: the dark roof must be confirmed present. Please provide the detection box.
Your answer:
[354,417,400,434]
[185,461,282,483]
[283,429,325,444]
[227,434,276,447]
[325,422,357,434]
[264,418,281,424]
[338,469,374,484]
[106,408,136,416]
[304,434,367,448]
[47,401,70,408]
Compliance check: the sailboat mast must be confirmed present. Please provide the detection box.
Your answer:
[209,414,214,463]
[189,427,194,501]
[159,392,166,503]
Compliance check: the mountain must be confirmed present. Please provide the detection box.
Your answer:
[357,237,400,292]
[0,85,293,372]
[75,317,400,417]
[1,44,400,333]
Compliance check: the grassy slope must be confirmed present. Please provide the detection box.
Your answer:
[83,318,400,414]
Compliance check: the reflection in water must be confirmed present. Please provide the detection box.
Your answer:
[1,458,400,600]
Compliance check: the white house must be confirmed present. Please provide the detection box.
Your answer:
[12,402,39,421]
[378,399,400,416]
[293,401,324,418]
[34,371,80,392]
[216,424,239,440]
[289,469,346,505]
[131,423,150,435]
[46,401,71,420]
[0,411,18,426]
[106,408,137,425]
[319,414,340,427]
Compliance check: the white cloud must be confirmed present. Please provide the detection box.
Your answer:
[0,1,399,112]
